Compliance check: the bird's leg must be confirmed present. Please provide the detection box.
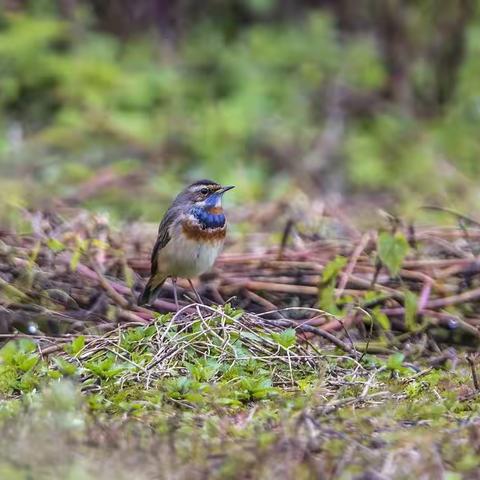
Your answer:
[188,279,203,304]
[172,277,179,310]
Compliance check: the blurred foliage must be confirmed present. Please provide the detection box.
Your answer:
[2,330,480,478]
[0,1,479,221]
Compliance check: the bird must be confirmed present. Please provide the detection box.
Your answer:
[138,179,235,309]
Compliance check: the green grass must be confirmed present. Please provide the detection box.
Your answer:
[1,308,480,479]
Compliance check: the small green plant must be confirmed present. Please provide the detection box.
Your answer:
[271,328,296,349]
[404,290,418,331]
[0,339,43,394]
[318,256,347,314]
[378,231,409,276]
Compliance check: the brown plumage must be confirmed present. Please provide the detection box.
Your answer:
[181,221,227,242]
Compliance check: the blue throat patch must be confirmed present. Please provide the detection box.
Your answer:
[191,206,225,229]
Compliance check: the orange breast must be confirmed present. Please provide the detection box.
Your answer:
[207,206,224,215]
[182,221,226,242]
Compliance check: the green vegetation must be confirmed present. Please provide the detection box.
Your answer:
[2,2,480,478]
[1,320,480,479]
[1,2,480,222]
[1,208,480,477]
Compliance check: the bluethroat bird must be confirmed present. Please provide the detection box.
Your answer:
[138,179,235,308]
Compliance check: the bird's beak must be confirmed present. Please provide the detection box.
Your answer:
[218,185,235,194]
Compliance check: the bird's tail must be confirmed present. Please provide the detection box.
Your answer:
[138,275,167,306]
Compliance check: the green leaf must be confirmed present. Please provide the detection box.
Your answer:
[372,307,391,330]
[0,342,21,364]
[318,256,348,315]
[166,376,193,399]
[251,377,274,400]
[322,256,347,284]
[46,238,65,252]
[53,357,78,376]
[0,340,36,364]
[186,358,221,382]
[122,263,135,288]
[404,290,418,331]
[67,336,85,356]
[386,352,405,371]
[69,248,82,271]
[85,356,127,379]
[378,232,409,276]
[271,328,296,349]
[318,282,340,315]
[91,239,109,249]
[18,354,39,372]
[238,376,274,401]
[445,473,462,480]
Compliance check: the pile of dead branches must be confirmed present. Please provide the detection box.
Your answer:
[1,209,480,357]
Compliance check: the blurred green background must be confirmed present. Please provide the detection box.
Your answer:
[1,0,480,224]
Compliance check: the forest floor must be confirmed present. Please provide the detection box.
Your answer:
[1,206,480,479]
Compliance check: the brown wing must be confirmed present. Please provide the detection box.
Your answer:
[150,206,181,276]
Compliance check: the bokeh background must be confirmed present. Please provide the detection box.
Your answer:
[1,0,479,226]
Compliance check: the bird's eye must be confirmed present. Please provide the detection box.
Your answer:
[200,187,209,195]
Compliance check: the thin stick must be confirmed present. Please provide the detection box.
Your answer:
[91,261,129,309]
[172,277,179,310]
[337,232,370,298]
[417,279,432,313]
[70,257,178,311]
[245,290,284,316]
[422,205,480,228]
[264,318,359,358]
[188,279,203,304]
[467,355,479,391]
[426,286,480,309]
[277,218,295,260]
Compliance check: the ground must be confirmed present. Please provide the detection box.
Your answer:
[1,209,480,479]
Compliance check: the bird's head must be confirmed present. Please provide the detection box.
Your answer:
[178,179,235,212]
